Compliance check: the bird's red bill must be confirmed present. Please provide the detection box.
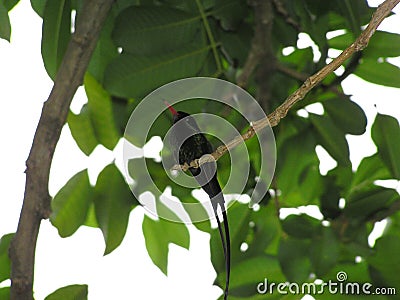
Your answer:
[164,100,178,115]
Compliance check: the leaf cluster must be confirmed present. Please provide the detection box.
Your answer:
[1,0,400,299]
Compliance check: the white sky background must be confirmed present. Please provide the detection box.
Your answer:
[0,0,399,299]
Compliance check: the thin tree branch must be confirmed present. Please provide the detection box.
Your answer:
[9,1,114,299]
[329,52,363,86]
[173,0,400,172]
[275,63,309,82]
[272,0,301,32]
[275,63,347,97]
[236,0,273,88]
[254,0,399,127]
[254,0,274,113]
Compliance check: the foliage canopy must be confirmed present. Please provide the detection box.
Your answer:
[1,0,400,299]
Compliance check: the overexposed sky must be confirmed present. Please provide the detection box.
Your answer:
[0,0,399,299]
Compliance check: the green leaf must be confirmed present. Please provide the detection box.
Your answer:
[45,284,88,300]
[0,233,14,282]
[67,107,98,156]
[124,102,171,147]
[83,203,99,228]
[297,163,324,205]
[4,0,19,10]
[87,13,118,83]
[278,237,311,282]
[276,131,318,207]
[281,214,321,239]
[128,157,164,197]
[222,142,255,196]
[326,164,353,193]
[111,96,131,135]
[84,73,120,150]
[142,212,190,275]
[280,47,314,73]
[113,5,201,55]
[227,202,253,256]
[350,154,391,193]
[211,202,251,274]
[94,164,136,255]
[244,134,262,177]
[218,255,284,291]
[41,0,71,79]
[316,291,386,300]
[339,220,374,249]
[309,113,351,166]
[229,295,300,300]
[334,0,369,35]
[245,202,281,258]
[371,114,400,179]
[344,186,399,221]
[104,44,211,99]
[364,31,400,58]
[129,156,211,231]
[324,261,372,284]
[0,287,10,299]
[212,0,246,30]
[68,74,122,154]
[31,0,46,17]
[219,24,252,66]
[355,59,400,88]
[367,234,400,289]
[324,98,367,135]
[310,227,340,276]
[50,170,92,237]
[319,175,341,219]
[170,182,211,232]
[273,12,299,48]
[328,32,352,50]
[330,31,400,58]
[0,1,11,41]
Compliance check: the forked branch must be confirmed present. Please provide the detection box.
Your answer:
[173,0,400,172]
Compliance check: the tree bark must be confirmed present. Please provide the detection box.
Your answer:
[173,0,400,172]
[9,1,114,299]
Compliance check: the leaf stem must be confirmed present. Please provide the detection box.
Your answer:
[195,0,222,73]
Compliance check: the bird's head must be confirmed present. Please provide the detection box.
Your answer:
[164,101,200,130]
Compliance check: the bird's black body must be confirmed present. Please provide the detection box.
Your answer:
[167,107,231,300]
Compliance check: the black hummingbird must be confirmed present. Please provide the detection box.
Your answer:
[165,101,231,300]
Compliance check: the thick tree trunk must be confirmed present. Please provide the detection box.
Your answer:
[9,1,114,299]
